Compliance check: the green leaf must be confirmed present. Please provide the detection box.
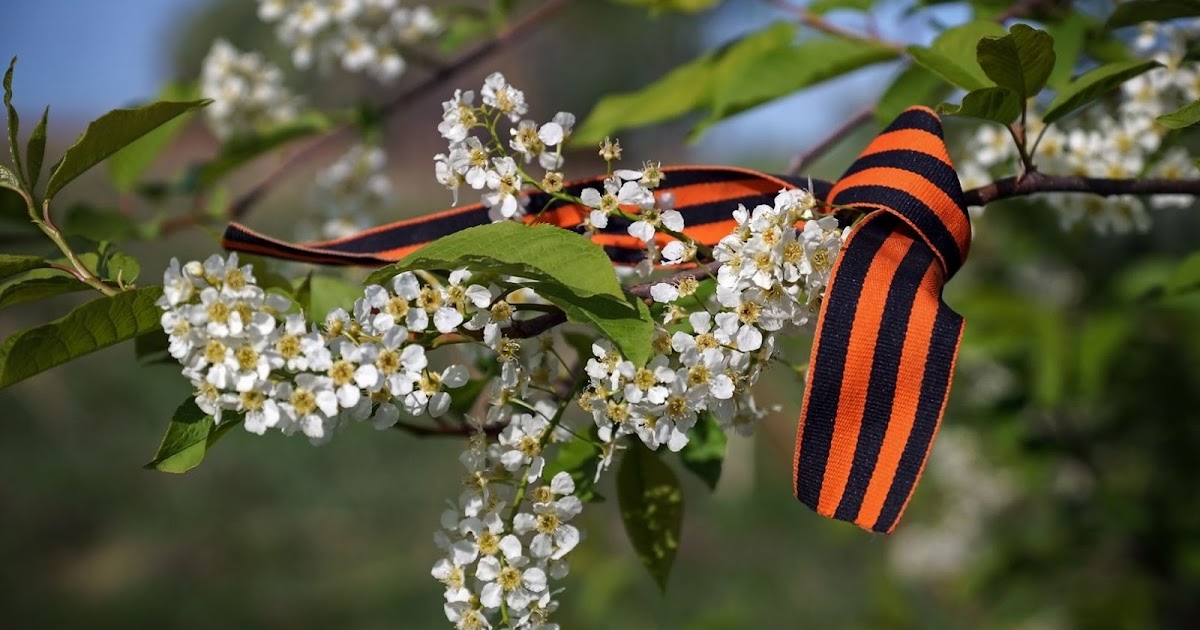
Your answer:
[367,222,653,364]
[678,412,726,491]
[1045,13,1089,89]
[0,253,49,280]
[367,222,626,302]
[539,286,655,367]
[61,203,139,242]
[976,24,1055,100]
[875,65,948,125]
[192,112,330,191]
[25,106,48,190]
[4,57,24,189]
[544,430,605,503]
[305,274,364,323]
[1157,99,1200,129]
[612,0,722,13]
[906,20,1008,91]
[0,286,163,389]
[704,34,898,128]
[107,83,200,192]
[1043,60,1162,123]
[1166,250,1200,295]
[0,163,23,195]
[440,13,493,54]
[105,252,141,284]
[574,52,715,147]
[809,0,875,13]
[618,442,684,592]
[0,275,87,309]
[45,99,210,200]
[939,86,1023,123]
[144,399,241,473]
[1106,0,1200,30]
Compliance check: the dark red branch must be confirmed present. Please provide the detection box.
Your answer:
[963,172,1200,207]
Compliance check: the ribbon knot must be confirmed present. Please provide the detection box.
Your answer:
[792,106,970,533]
[221,106,970,534]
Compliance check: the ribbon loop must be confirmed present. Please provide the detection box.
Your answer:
[793,106,970,534]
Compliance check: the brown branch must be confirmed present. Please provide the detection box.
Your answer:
[785,106,874,176]
[766,0,906,52]
[963,172,1200,207]
[626,261,721,300]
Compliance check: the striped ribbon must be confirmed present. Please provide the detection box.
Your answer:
[222,106,970,534]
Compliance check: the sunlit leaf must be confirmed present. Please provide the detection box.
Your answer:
[907,20,1007,91]
[1157,99,1200,129]
[143,398,242,473]
[1043,60,1162,123]
[939,86,1023,123]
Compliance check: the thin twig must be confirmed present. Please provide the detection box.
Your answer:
[963,172,1200,206]
[766,0,906,52]
[785,106,874,176]
[228,0,570,221]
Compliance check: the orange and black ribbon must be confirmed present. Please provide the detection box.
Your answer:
[221,106,970,534]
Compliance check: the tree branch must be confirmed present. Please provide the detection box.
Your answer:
[785,106,874,176]
[963,172,1200,207]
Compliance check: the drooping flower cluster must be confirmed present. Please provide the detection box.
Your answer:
[434,73,682,273]
[200,39,301,139]
[309,143,395,239]
[432,401,586,630]
[257,0,440,83]
[157,254,510,442]
[580,189,846,457]
[889,427,1015,581]
[957,19,1200,233]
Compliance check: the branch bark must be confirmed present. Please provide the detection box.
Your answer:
[962,172,1200,207]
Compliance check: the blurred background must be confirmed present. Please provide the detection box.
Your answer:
[3,1,1200,628]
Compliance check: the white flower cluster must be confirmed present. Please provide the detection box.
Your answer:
[580,189,844,456]
[889,427,1015,582]
[432,402,584,630]
[310,143,394,239]
[434,74,682,274]
[157,254,513,442]
[257,0,440,83]
[434,73,569,215]
[200,39,301,139]
[957,20,1200,234]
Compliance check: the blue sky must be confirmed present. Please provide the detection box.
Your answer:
[1,0,205,122]
[0,1,953,165]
